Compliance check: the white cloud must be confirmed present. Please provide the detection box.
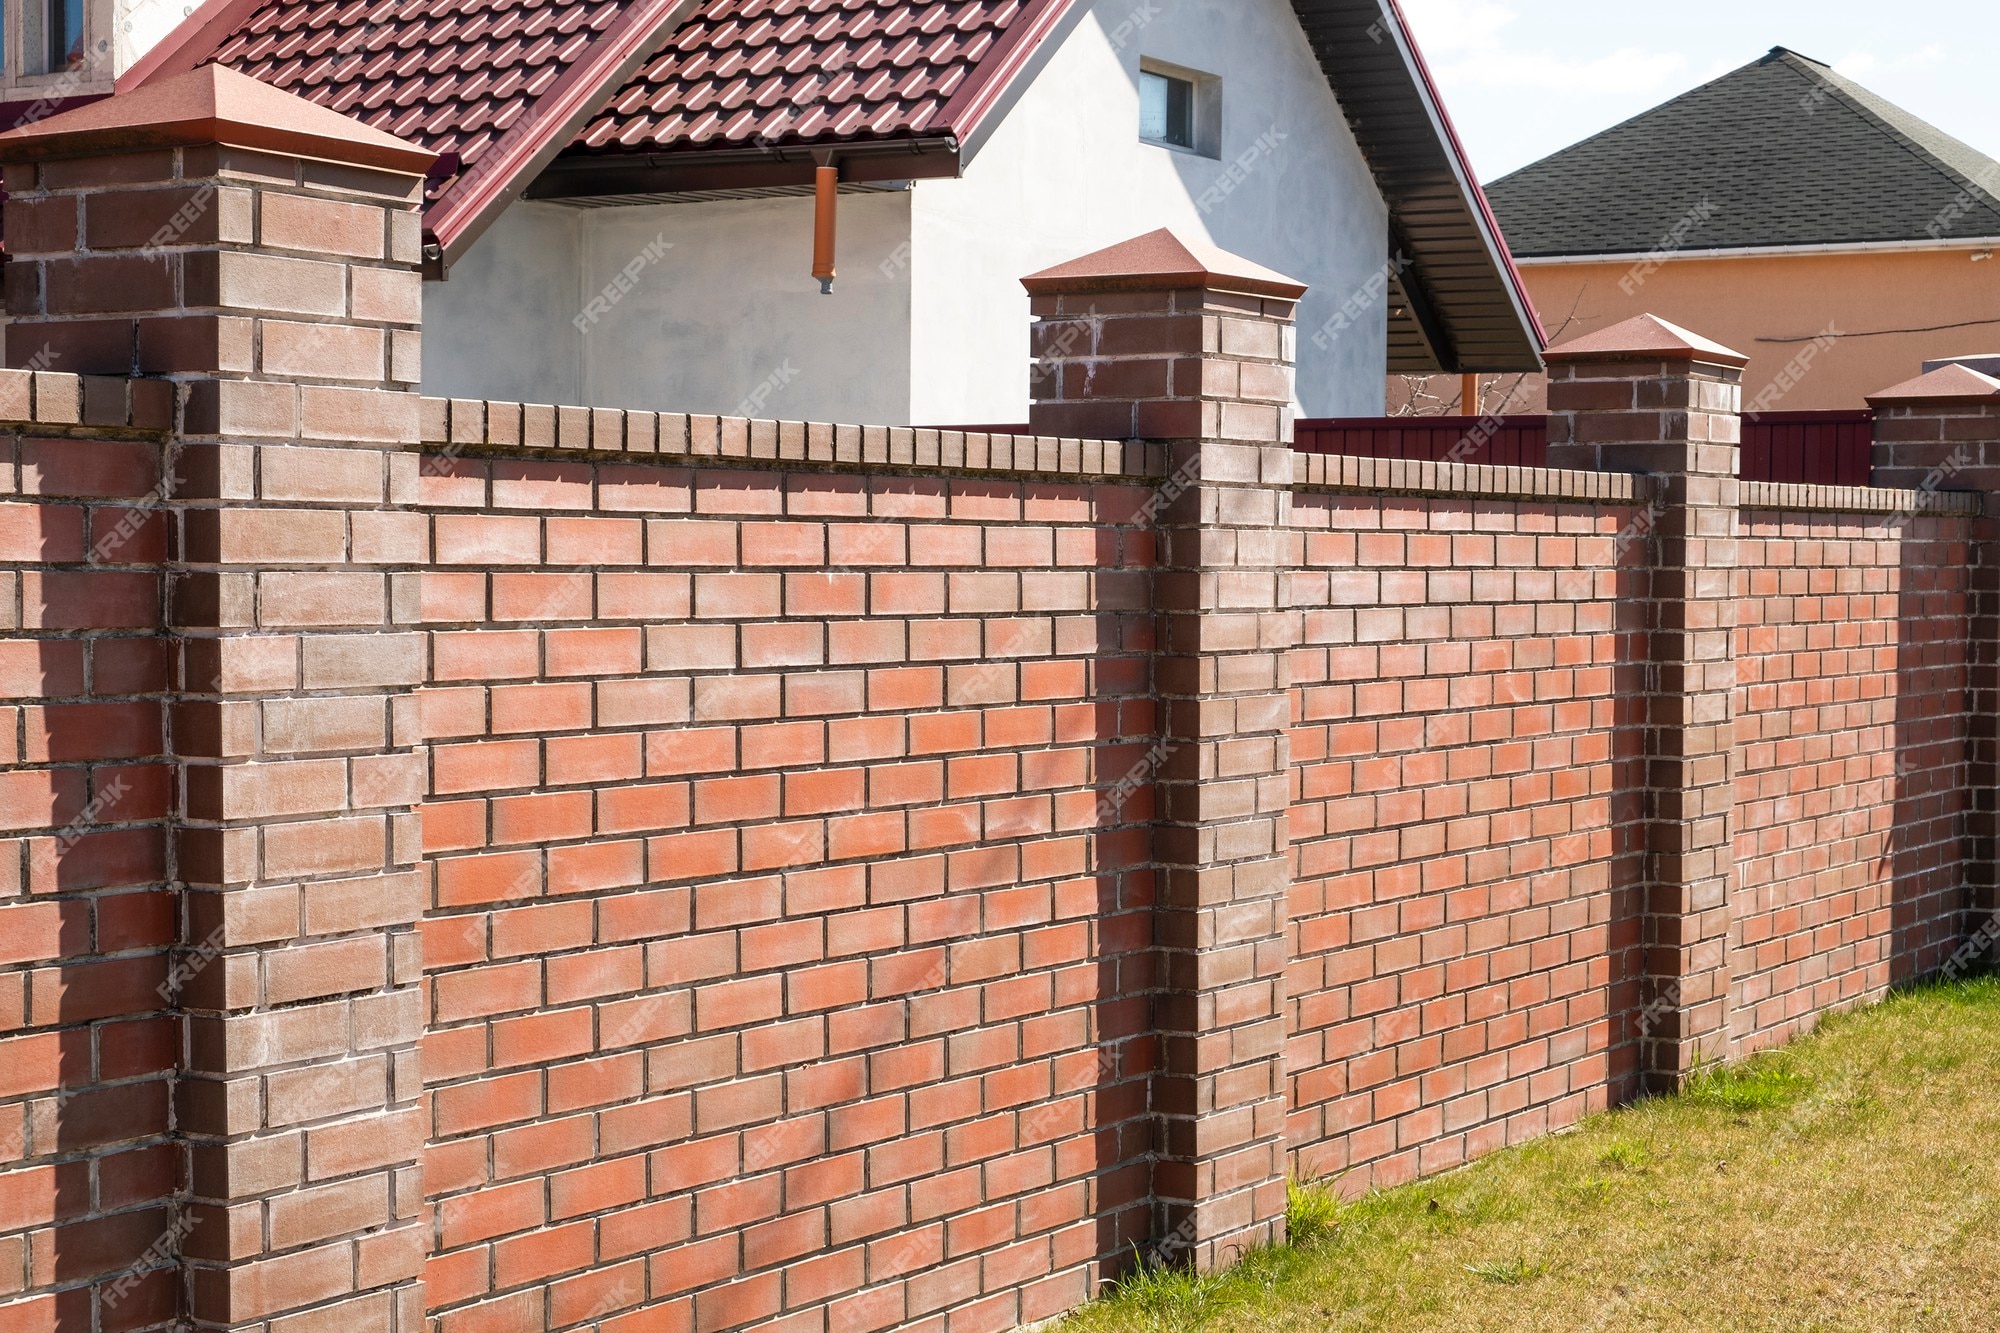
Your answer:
[1397,0,1687,96]
[1832,44,1944,83]
[1398,0,2000,180]
[1447,47,1688,95]
[1392,0,1515,59]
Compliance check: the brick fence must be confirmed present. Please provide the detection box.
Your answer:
[1,77,1996,1333]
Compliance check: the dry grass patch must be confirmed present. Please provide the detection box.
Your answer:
[1070,978,2000,1333]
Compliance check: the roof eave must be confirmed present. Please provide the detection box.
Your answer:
[426,0,710,270]
[1291,0,1547,374]
[1377,0,1546,366]
[1517,237,2000,265]
[938,0,1086,169]
[529,0,1080,206]
[529,136,963,201]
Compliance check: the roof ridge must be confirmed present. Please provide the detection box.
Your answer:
[1762,46,1832,70]
[1767,51,2000,214]
[1488,45,2000,256]
[1495,46,2000,208]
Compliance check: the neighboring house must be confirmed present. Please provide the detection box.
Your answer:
[86,0,1541,425]
[1465,47,2000,415]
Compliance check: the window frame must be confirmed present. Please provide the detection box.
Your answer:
[1,0,111,94]
[1137,57,1222,160]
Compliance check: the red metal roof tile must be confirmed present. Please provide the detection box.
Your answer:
[569,0,1039,157]
[150,0,1051,253]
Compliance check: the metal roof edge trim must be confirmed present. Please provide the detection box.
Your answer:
[429,0,709,268]
[117,0,266,91]
[1518,237,2000,264]
[942,0,1086,169]
[1376,0,1547,358]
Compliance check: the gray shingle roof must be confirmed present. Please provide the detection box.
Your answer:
[1486,48,2000,258]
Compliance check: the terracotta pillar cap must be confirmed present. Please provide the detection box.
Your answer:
[1544,313,1749,369]
[1022,227,1308,301]
[1866,362,2000,407]
[0,62,434,175]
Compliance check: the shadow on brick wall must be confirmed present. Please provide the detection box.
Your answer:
[12,427,178,1328]
[1605,547,1654,1104]
[1889,513,1979,983]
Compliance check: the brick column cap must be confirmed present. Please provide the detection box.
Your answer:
[0,62,435,174]
[1866,362,2000,407]
[1021,227,1308,301]
[1545,312,1748,369]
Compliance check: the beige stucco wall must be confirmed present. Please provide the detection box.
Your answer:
[1401,246,2000,415]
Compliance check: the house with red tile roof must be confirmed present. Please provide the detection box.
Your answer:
[29,0,1541,424]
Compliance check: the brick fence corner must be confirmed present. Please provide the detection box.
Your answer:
[2,65,434,1331]
[1025,230,1303,1267]
[1869,366,2000,968]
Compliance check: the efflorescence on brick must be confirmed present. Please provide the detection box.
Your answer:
[0,100,1996,1333]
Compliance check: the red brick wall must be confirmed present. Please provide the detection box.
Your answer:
[0,377,177,1328]
[1285,482,1649,1189]
[411,421,1161,1333]
[0,387,1991,1333]
[1731,507,1976,1053]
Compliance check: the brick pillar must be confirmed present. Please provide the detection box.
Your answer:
[1870,365,2000,967]
[2,67,433,1330]
[1024,229,1301,1267]
[1546,314,1746,1091]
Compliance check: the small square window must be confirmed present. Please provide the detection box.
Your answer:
[23,0,86,75]
[1138,60,1220,158]
[1140,69,1195,150]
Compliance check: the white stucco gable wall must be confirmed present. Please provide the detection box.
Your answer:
[908,0,1391,425]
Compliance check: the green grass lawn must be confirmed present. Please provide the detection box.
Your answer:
[1071,978,2000,1333]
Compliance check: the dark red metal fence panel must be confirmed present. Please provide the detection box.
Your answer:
[1740,411,1873,486]
[1296,411,1874,485]
[1293,416,1550,467]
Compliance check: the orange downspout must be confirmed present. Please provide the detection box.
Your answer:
[1461,373,1480,415]
[812,162,839,295]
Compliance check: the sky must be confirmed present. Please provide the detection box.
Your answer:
[1396,0,2000,183]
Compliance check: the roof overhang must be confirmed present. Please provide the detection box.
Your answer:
[530,136,963,202]
[424,0,708,270]
[1289,0,1545,374]
[527,0,1083,207]
[1518,237,2000,265]
[940,0,1087,166]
